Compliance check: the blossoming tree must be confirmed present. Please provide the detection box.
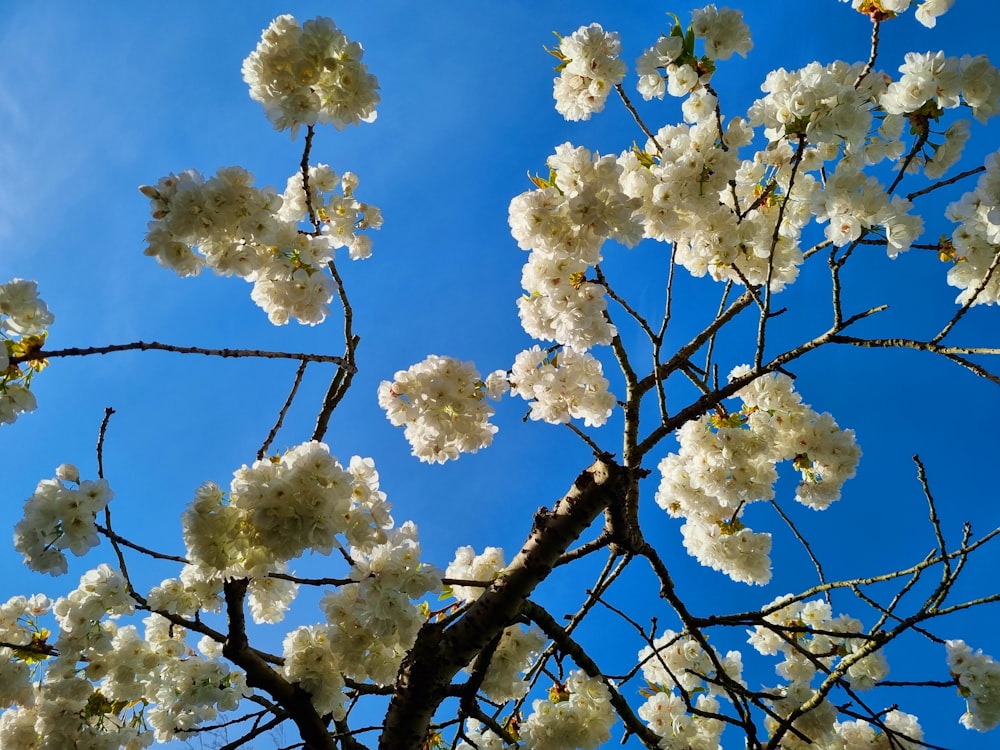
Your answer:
[3,1,1000,748]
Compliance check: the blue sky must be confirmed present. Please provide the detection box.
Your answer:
[3,1,1000,747]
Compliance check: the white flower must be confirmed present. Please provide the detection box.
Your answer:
[0,279,54,336]
[509,346,615,427]
[14,471,114,575]
[242,16,379,133]
[915,0,954,27]
[946,640,1000,730]
[446,546,505,602]
[378,356,499,463]
[553,24,626,122]
[691,4,752,61]
[519,670,616,750]
[656,369,859,583]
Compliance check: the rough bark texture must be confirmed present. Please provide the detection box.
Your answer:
[378,457,629,750]
[221,579,337,750]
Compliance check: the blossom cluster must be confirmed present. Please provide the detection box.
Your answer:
[636,5,751,101]
[510,143,642,350]
[141,163,380,325]
[445,545,506,602]
[748,595,905,747]
[945,150,1000,306]
[242,15,379,133]
[946,640,1000,731]
[811,163,923,254]
[181,443,440,713]
[625,119,815,288]
[286,521,441,711]
[459,670,616,750]
[822,712,924,750]
[378,355,506,463]
[509,345,615,427]
[14,464,112,576]
[474,625,547,703]
[0,566,246,748]
[156,446,441,723]
[181,443,388,579]
[750,596,889,689]
[0,594,51,710]
[551,24,626,121]
[4,443,442,741]
[655,368,861,584]
[0,279,54,425]
[637,629,743,749]
[0,568,151,749]
[840,0,952,28]
[881,51,1000,122]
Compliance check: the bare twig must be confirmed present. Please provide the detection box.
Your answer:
[10,341,352,369]
[614,83,662,153]
[258,360,308,460]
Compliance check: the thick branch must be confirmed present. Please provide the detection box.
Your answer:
[378,458,630,750]
[221,579,335,750]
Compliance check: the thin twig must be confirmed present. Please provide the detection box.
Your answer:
[614,83,661,153]
[769,498,828,596]
[905,165,985,202]
[10,341,352,369]
[933,245,1000,343]
[313,259,358,441]
[258,361,308,460]
[853,18,881,88]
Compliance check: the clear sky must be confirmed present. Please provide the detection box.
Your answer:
[3,1,1000,748]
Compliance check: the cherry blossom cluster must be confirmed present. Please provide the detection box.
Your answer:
[819,712,924,750]
[446,545,506,602]
[881,51,1000,122]
[509,345,616,427]
[0,594,51,710]
[749,61,884,148]
[242,15,379,133]
[945,150,1000,305]
[182,442,390,577]
[0,279,53,426]
[811,163,922,254]
[0,566,160,748]
[475,625,547,703]
[624,119,814,288]
[743,594,917,747]
[767,683,922,750]
[278,163,382,259]
[635,5,751,101]
[168,447,441,724]
[459,670,616,750]
[509,143,642,350]
[551,24,626,121]
[285,521,440,714]
[840,0,952,27]
[517,670,617,750]
[655,368,861,584]
[14,464,112,576]
[25,579,243,747]
[378,355,506,463]
[946,640,1000,731]
[141,163,380,325]
[637,629,743,749]
[3,442,442,742]
[164,447,397,631]
[749,596,889,693]
[129,616,246,744]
